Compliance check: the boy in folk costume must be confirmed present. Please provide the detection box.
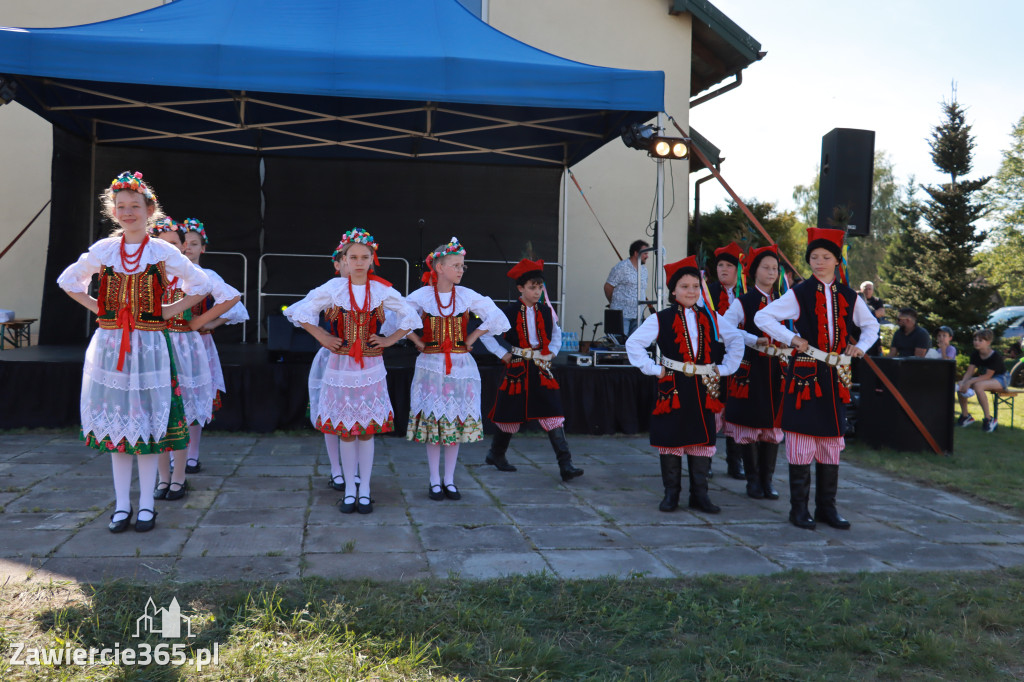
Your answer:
[706,241,746,480]
[285,228,418,514]
[755,228,879,530]
[480,259,584,481]
[722,245,787,500]
[625,256,743,513]
[406,237,510,501]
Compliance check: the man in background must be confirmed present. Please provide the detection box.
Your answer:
[604,240,650,335]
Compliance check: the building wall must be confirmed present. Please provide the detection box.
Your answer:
[488,0,692,330]
[0,1,163,337]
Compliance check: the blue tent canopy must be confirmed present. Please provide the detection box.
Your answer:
[0,0,664,166]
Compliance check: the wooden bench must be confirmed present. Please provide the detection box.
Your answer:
[0,318,36,350]
[991,389,1022,428]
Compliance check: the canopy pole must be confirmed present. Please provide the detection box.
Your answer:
[655,112,666,312]
[561,166,568,324]
[85,122,97,340]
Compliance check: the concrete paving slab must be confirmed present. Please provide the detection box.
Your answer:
[523,525,637,550]
[0,511,95,530]
[594,504,709,526]
[41,557,177,584]
[201,507,308,528]
[174,556,300,583]
[543,548,675,579]
[406,504,510,526]
[180,526,302,558]
[503,504,606,526]
[4,491,106,513]
[210,490,309,509]
[304,524,422,554]
[427,550,550,579]
[308,503,411,527]
[757,544,895,573]
[418,524,531,552]
[0,529,76,558]
[655,546,784,577]
[624,525,737,548]
[54,525,189,558]
[305,552,431,581]
[868,540,1001,571]
[219,476,310,491]
[717,522,833,548]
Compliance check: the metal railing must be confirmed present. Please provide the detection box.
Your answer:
[462,258,564,315]
[205,251,248,342]
[257,253,411,342]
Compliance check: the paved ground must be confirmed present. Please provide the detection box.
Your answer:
[2,431,1023,584]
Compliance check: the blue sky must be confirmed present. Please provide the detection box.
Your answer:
[692,1,1024,217]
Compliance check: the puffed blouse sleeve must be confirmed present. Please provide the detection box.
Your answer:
[463,288,511,335]
[284,280,336,327]
[379,284,420,332]
[204,269,249,323]
[161,246,227,300]
[56,248,103,293]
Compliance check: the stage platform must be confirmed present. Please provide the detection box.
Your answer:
[0,343,657,436]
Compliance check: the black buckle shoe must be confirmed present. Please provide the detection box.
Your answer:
[108,506,133,533]
[134,508,157,533]
[153,482,170,500]
[338,495,356,514]
[428,484,444,501]
[357,496,374,514]
[165,481,188,501]
[185,459,202,474]
[329,475,346,492]
[443,484,461,500]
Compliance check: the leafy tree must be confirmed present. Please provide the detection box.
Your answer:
[691,199,804,279]
[978,113,1024,305]
[883,98,994,332]
[791,152,901,290]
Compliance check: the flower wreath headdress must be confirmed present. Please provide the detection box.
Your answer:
[338,227,380,266]
[181,218,208,246]
[149,217,184,241]
[110,171,153,200]
[422,236,466,284]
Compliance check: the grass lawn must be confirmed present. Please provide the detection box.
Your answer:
[2,571,1024,681]
[846,389,1024,513]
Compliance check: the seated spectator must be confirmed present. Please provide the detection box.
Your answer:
[890,307,931,357]
[956,328,1008,433]
[859,281,886,321]
[935,325,957,360]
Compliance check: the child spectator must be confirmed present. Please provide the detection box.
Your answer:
[956,328,1008,432]
[935,325,957,360]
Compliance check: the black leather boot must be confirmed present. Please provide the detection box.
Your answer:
[740,442,763,499]
[547,427,583,481]
[484,429,517,471]
[758,442,780,500]
[814,462,851,529]
[687,455,721,513]
[725,437,745,480]
[658,454,682,512]
[788,463,816,529]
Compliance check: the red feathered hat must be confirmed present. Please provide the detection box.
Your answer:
[506,258,545,283]
[805,227,844,263]
[664,255,700,284]
[713,241,744,266]
[746,244,780,279]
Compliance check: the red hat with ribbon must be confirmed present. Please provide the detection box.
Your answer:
[713,241,744,266]
[805,227,844,262]
[664,255,700,284]
[746,244,780,279]
[506,258,545,283]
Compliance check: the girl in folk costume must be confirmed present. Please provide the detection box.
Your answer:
[479,259,584,481]
[706,241,746,481]
[754,227,879,530]
[285,228,418,515]
[406,237,510,501]
[625,256,743,514]
[57,172,240,533]
[722,244,787,500]
[177,219,249,474]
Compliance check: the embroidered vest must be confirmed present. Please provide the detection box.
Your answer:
[95,263,168,332]
[324,304,386,357]
[500,301,553,353]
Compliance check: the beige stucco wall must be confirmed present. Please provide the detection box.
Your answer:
[0,1,163,339]
[488,0,692,331]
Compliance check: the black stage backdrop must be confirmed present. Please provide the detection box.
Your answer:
[40,134,562,344]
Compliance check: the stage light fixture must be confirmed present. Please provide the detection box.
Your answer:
[0,76,16,105]
[620,123,688,159]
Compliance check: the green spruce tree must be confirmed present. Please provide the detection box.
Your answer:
[882,98,993,331]
[978,113,1024,305]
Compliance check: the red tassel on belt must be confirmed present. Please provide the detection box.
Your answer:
[350,339,364,368]
[115,306,136,372]
[442,338,453,375]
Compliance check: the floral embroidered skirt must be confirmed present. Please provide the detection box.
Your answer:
[406,353,484,444]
